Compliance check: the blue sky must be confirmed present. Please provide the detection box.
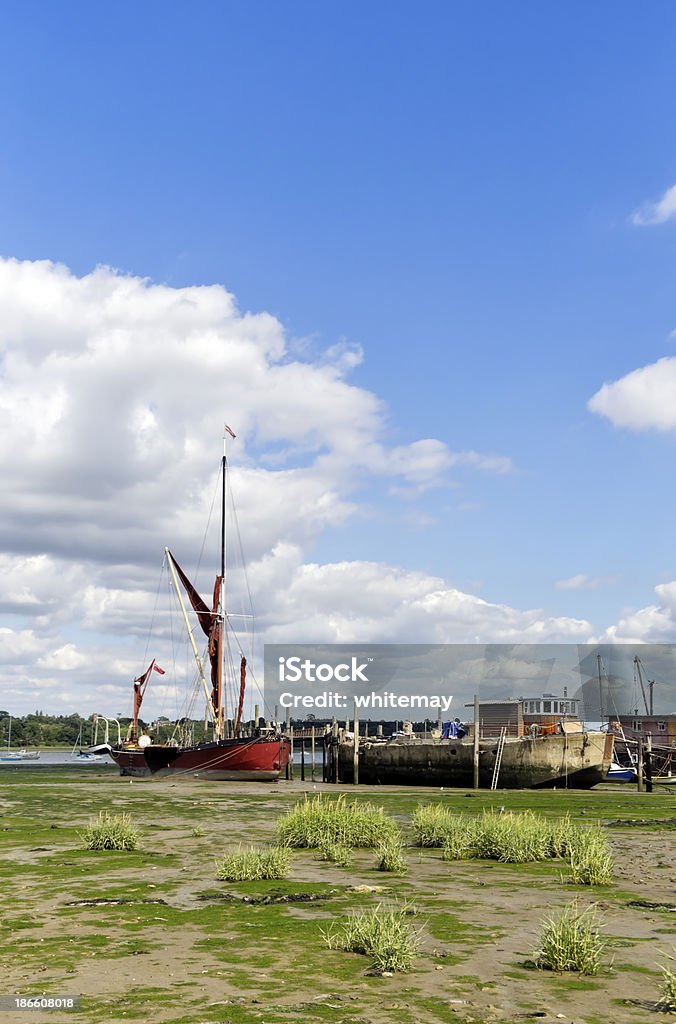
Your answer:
[2,2,676,715]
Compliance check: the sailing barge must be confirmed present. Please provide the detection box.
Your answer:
[332,694,614,788]
[99,432,290,781]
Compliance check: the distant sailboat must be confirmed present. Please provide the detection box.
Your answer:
[0,716,40,762]
[71,724,105,763]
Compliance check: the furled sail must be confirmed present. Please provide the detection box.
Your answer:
[167,550,223,715]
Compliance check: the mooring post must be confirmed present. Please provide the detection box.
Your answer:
[300,732,305,781]
[473,694,480,790]
[332,719,339,782]
[645,735,653,793]
[288,724,294,780]
[377,722,383,737]
[353,700,359,786]
[311,725,316,781]
[637,737,644,792]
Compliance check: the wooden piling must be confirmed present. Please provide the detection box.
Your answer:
[637,738,644,792]
[311,726,316,781]
[473,694,480,790]
[645,735,653,793]
[331,719,339,782]
[300,733,305,781]
[353,700,359,786]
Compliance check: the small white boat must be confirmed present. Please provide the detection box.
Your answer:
[606,761,637,783]
[71,726,105,762]
[0,717,40,762]
[0,748,41,762]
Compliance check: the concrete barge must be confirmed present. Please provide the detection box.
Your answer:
[335,730,614,789]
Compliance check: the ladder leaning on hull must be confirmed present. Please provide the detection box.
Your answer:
[490,727,507,790]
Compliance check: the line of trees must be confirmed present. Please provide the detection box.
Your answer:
[0,711,104,748]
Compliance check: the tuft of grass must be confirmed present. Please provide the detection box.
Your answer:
[317,839,353,868]
[375,835,407,873]
[657,949,676,1011]
[191,825,206,837]
[420,805,606,869]
[215,845,290,881]
[412,803,455,847]
[80,812,140,851]
[567,826,614,886]
[277,794,399,849]
[323,904,419,973]
[534,902,607,975]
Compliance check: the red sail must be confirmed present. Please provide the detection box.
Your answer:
[168,550,223,714]
[132,659,156,741]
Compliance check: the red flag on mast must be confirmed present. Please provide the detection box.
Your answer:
[224,424,236,439]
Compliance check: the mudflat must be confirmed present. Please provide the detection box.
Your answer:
[0,770,674,1024]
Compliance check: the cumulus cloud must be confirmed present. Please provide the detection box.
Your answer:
[596,581,676,644]
[588,356,676,431]
[3,257,663,720]
[631,183,676,226]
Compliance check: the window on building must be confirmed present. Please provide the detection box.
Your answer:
[657,721,667,732]
[632,720,642,731]
[543,701,551,713]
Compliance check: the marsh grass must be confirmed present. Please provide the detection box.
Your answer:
[567,827,614,886]
[413,805,605,870]
[534,902,607,975]
[412,804,456,847]
[657,950,676,1011]
[215,845,290,881]
[375,835,407,873]
[323,904,419,973]
[317,839,353,867]
[80,812,140,851]
[277,794,399,849]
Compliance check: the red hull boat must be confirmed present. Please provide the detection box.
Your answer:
[109,735,290,779]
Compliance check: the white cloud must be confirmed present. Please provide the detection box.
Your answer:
[0,257,527,714]
[592,582,676,644]
[6,260,670,719]
[631,183,676,226]
[588,356,676,431]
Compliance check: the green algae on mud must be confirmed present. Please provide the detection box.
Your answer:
[0,773,673,1024]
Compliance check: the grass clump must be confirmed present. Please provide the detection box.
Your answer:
[420,805,587,866]
[215,845,290,881]
[323,904,419,974]
[534,902,607,975]
[317,839,353,868]
[375,835,407,873]
[411,803,454,847]
[277,794,398,849]
[657,950,676,1011]
[80,812,140,851]
[567,826,613,886]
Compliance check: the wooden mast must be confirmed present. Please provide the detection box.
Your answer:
[218,427,235,739]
